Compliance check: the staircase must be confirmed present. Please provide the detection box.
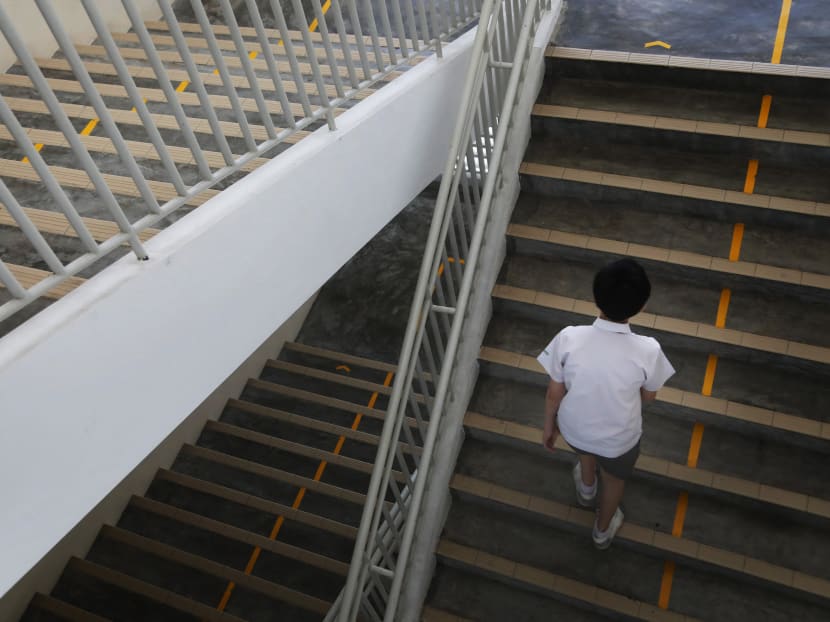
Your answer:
[424,48,830,620]
[18,339,414,621]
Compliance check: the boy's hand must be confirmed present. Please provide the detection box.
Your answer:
[543,417,559,451]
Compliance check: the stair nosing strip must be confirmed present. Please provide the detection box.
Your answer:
[506,221,830,292]
[180,444,367,505]
[67,557,248,622]
[479,343,828,443]
[463,409,830,520]
[531,103,830,148]
[100,525,331,614]
[155,469,357,538]
[436,539,699,621]
[517,162,830,221]
[451,473,830,600]
[492,283,830,366]
[30,593,112,622]
[129,495,349,576]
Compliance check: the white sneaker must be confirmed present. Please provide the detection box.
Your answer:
[572,462,597,507]
[592,507,624,550]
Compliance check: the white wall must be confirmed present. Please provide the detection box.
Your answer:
[0,26,476,609]
[0,0,163,73]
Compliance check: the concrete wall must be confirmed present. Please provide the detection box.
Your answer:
[0,25,477,615]
[0,0,163,73]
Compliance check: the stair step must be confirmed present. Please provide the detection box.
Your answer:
[519,161,830,222]
[492,283,830,367]
[507,221,830,293]
[479,343,829,446]
[26,594,110,622]
[0,204,159,243]
[451,472,830,603]
[283,342,398,373]
[437,539,697,621]
[64,557,246,622]
[533,103,830,148]
[265,359,411,400]
[463,410,830,521]
[421,606,475,622]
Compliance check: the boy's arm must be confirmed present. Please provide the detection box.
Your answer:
[543,379,567,451]
[641,387,657,402]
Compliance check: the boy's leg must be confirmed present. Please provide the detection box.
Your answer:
[579,454,597,486]
[597,467,625,531]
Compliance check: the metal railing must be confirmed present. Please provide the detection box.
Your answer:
[329,0,550,617]
[0,0,480,323]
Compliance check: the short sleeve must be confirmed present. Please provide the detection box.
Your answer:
[643,342,675,391]
[537,330,567,383]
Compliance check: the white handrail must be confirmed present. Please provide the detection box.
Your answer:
[331,0,551,617]
[0,0,480,325]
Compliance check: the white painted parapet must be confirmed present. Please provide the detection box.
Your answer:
[0,26,476,613]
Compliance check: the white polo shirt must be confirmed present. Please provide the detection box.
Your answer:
[537,317,675,458]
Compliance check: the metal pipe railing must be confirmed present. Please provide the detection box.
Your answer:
[329,0,551,617]
[0,0,480,325]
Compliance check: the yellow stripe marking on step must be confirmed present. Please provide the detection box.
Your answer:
[771,0,792,64]
[757,95,772,128]
[743,160,759,194]
[644,41,671,49]
[216,369,394,613]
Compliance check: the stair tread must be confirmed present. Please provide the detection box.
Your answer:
[451,472,830,600]
[463,409,830,520]
[507,221,830,291]
[491,283,830,365]
[29,593,112,622]
[283,341,398,372]
[437,539,699,621]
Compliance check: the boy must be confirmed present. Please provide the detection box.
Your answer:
[537,258,675,549]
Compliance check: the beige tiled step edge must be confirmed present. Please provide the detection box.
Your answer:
[283,341,398,373]
[100,524,331,614]
[508,221,830,291]
[0,205,159,243]
[437,539,699,622]
[464,409,830,520]
[493,283,830,366]
[0,126,270,174]
[156,468,358,540]
[453,473,830,601]
[130,495,349,576]
[67,557,248,622]
[29,593,110,622]
[2,263,85,299]
[533,103,830,148]
[0,158,217,207]
[547,46,830,80]
[144,19,411,49]
[480,343,830,450]
[479,346,830,440]
[421,607,475,622]
[4,94,309,144]
[519,161,830,220]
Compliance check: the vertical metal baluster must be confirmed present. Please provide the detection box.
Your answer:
[307,0,347,99]
[37,0,161,215]
[327,0,361,88]
[415,0,431,53]
[157,0,235,166]
[400,0,420,54]
[452,196,470,259]
[0,95,98,252]
[0,3,147,259]
[359,0,387,72]
[288,0,337,129]
[189,0,258,152]
[122,0,213,180]
[83,0,188,197]
[343,0,374,81]
[387,0,409,58]
[0,179,65,276]
[427,0,443,57]
[374,0,399,65]
[0,258,27,299]
[243,0,298,130]
[217,0,278,140]
[267,0,316,118]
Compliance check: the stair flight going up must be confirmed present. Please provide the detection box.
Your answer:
[424,47,830,621]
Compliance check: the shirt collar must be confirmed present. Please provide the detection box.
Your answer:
[593,317,632,334]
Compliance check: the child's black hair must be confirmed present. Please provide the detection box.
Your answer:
[593,258,651,322]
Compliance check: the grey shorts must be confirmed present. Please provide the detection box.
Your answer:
[571,441,640,480]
